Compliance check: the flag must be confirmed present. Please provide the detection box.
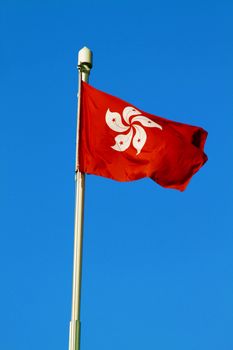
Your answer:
[79,81,208,191]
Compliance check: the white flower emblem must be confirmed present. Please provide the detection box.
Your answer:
[106,106,162,155]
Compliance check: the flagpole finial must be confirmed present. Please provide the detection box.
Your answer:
[78,46,93,69]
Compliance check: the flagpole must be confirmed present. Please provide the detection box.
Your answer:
[69,47,93,350]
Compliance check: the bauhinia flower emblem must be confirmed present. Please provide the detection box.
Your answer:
[106,106,163,155]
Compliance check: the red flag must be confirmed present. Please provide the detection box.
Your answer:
[79,82,208,191]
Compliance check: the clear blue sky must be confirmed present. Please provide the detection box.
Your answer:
[1,1,233,349]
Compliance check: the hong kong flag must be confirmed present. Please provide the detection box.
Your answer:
[79,82,208,191]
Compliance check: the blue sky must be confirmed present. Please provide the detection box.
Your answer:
[1,1,233,349]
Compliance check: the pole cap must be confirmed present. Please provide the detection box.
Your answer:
[78,47,93,69]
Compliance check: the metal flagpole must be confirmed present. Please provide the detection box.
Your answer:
[69,47,93,350]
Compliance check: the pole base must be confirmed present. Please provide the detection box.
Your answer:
[69,320,81,350]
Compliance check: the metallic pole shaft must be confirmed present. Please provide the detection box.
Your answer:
[69,47,93,350]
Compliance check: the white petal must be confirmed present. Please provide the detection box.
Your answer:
[132,125,147,155]
[111,128,133,152]
[131,116,162,130]
[106,109,130,132]
[123,106,141,124]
